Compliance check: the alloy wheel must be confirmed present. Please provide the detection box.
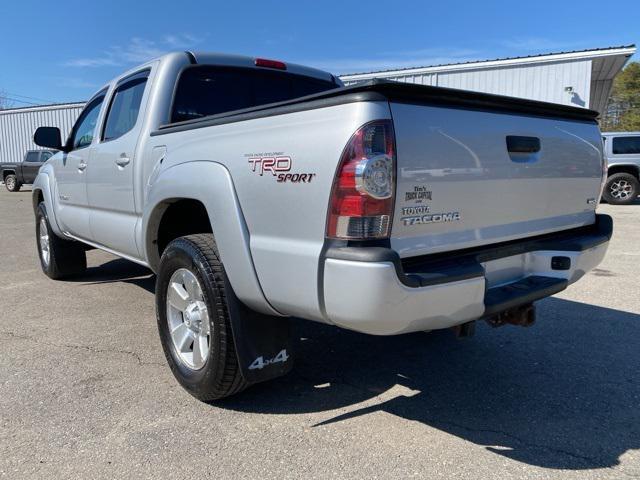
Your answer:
[166,268,211,370]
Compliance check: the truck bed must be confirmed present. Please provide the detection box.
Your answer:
[154,79,598,134]
[154,79,602,260]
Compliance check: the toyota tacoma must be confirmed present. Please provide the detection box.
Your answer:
[31,52,612,400]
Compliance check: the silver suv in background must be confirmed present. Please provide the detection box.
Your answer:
[602,132,640,204]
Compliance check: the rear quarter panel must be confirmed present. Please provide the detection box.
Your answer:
[146,100,391,321]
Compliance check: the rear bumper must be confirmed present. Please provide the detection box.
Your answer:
[322,214,612,335]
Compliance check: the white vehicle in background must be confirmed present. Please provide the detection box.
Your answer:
[31,52,612,401]
[602,132,640,204]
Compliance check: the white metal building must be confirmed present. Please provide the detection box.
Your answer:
[0,102,84,164]
[340,45,636,115]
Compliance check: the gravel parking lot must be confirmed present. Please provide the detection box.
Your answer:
[0,188,639,480]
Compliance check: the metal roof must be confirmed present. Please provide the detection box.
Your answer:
[0,101,86,115]
[340,45,636,80]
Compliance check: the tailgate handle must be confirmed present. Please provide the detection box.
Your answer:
[506,136,541,153]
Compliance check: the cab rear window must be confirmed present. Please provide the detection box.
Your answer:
[170,66,337,123]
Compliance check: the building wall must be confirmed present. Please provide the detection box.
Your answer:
[0,103,84,164]
[342,59,593,109]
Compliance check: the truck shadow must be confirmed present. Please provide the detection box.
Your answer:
[66,258,155,293]
[223,297,640,471]
[62,258,640,470]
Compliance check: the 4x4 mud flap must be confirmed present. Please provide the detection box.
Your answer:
[225,288,294,385]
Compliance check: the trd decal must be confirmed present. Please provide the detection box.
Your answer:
[248,156,292,176]
[246,153,315,183]
[277,173,316,183]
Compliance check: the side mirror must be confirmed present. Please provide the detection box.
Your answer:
[34,127,66,152]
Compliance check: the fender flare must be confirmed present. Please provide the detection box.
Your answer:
[142,160,282,317]
[607,163,640,177]
[32,168,65,237]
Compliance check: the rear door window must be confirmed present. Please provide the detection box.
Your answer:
[103,71,149,141]
[612,136,640,155]
[171,66,337,123]
[25,152,40,162]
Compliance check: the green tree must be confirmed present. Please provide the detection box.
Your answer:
[601,62,640,131]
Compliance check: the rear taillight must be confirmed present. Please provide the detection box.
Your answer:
[327,120,396,239]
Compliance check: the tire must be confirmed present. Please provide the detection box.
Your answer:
[602,173,639,205]
[4,174,21,192]
[36,202,87,279]
[156,234,248,401]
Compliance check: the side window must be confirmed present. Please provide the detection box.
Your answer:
[103,73,148,141]
[70,95,105,150]
[40,151,53,162]
[612,136,640,155]
[25,152,40,162]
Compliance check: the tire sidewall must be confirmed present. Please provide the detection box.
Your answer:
[156,240,225,393]
[36,203,53,275]
[604,173,639,205]
[5,175,17,192]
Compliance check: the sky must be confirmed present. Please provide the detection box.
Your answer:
[0,0,638,106]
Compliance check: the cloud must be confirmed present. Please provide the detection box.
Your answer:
[64,34,204,68]
[163,34,203,49]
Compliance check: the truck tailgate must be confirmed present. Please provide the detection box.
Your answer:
[389,101,603,257]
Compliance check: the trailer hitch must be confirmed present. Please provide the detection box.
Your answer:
[485,303,536,328]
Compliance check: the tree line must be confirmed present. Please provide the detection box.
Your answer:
[601,62,640,131]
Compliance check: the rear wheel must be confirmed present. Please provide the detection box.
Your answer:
[4,174,20,192]
[603,173,639,205]
[156,234,248,401]
[36,202,87,279]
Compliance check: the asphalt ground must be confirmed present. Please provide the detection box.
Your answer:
[1,187,639,479]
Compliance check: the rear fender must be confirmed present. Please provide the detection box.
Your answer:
[607,162,640,178]
[143,160,282,317]
[2,169,16,179]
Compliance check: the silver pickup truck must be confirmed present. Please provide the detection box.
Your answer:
[32,52,612,401]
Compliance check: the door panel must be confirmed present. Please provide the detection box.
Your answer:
[55,150,91,237]
[21,151,43,183]
[54,94,106,239]
[87,138,138,256]
[87,71,148,258]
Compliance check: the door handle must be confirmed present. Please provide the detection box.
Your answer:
[506,136,540,153]
[116,154,131,167]
[506,136,541,163]
[77,161,87,172]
